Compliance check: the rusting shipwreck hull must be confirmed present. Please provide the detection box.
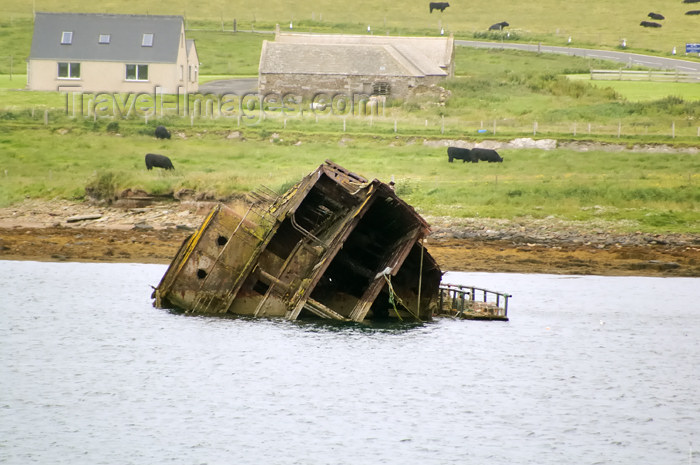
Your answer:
[153,161,442,322]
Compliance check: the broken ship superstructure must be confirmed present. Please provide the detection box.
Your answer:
[153,161,442,322]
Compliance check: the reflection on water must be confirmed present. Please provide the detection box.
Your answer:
[1,261,698,465]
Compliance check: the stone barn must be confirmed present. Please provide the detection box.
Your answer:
[258,29,454,100]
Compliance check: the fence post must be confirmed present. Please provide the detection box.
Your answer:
[618,121,621,138]
[394,119,397,133]
[493,120,496,135]
[44,109,48,125]
[672,121,675,139]
[588,123,591,134]
[573,122,577,136]
[533,121,538,136]
[441,115,444,134]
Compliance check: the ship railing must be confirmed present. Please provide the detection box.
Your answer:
[438,283,511,319]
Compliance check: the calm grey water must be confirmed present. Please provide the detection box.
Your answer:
[1,260,698,465]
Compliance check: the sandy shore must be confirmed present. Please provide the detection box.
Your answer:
[1,199,699,277]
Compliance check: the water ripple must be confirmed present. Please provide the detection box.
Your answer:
[0,262,698,465]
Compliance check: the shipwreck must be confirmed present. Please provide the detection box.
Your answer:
[152,161,443,322]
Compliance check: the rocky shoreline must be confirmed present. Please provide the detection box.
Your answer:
[1,199,698,276]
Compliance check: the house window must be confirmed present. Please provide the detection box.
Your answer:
[98,34,111,44]
[61,31,73,44]
[58,62,80,79]
[141,33,154,47]
[125,64,148,81]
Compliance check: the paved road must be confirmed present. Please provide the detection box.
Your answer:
[199,78,257,94]
[455,40,700,73]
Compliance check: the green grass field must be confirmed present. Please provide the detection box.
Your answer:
[585,79,700,102]
[4,0,700,55]
[2,0,700,75]
[0,2,699,234]
[1,125,698,233]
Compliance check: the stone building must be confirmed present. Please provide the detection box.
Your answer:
[258,30,454,99]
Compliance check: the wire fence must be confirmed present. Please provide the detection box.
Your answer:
[15,104,699,141]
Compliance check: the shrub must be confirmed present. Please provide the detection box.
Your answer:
[85,171,120,202]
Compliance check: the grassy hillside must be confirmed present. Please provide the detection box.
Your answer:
[3,0,700,58]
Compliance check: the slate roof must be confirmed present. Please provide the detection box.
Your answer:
[262,32,453,77]
[30,12,184,63]
[260,42,439,77]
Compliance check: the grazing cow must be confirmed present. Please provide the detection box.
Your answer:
[648,12,665,20]
[640,21,662,27]
[429,2,449,13]
[447,147,504,163]
[472,147,503,162]
[145,153,174,170]
[489,21,510,31]
[447,146,477,163]
[155,125,171,139]
[686,9,700,15]
[683,0,700,3]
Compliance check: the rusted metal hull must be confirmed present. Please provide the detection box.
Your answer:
[153,161,442,322]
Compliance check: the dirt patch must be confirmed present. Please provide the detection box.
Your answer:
[1,199,699,276]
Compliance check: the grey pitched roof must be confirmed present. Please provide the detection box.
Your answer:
[272,32,453,76]
[260,42,438,77]
[30,12,184,63]
[186,39,196,56]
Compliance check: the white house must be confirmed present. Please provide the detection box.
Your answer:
[28,12,199,93]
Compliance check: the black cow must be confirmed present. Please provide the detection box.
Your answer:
[686,10,700,15]
[640,21,662,27]
[429,2,449,13]
[155,125,171,139]
[489,21,509,30]
[683,0,700,3]
[145,153,174,170]
[447,147,504,163]
[648,12,665,20]
[472,147,504,162]
[447,146,477,163]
